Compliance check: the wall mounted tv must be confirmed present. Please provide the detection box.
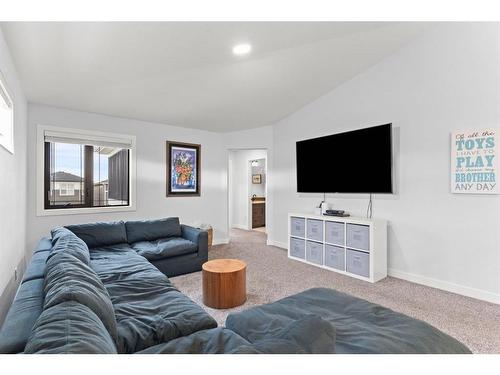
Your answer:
[296,124,393,193]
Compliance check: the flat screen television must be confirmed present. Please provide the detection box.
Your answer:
[296,124,393,193]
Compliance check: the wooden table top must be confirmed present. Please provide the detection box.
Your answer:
[202,259,247,274]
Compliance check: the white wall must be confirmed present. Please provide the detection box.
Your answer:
[7,23,500,309]
[0,28,28,318]
[26,104,229,250]
[229,149,267,230]
[270,23,500,303]
[26,109,276,253]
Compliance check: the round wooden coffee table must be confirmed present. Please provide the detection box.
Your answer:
[202,259,247,309]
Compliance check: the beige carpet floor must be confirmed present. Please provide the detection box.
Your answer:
[171,229,500,354]
[252,226,266,233]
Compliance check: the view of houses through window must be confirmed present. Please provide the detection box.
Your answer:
[45,142,129,209]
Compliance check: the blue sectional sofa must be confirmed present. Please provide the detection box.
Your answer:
[0,217,471,354]
[0,218,217,354]
[65,217,208,278]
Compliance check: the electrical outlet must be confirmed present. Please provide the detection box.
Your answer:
[14,267,18,281]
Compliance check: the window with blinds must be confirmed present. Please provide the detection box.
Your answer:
[43,129,132,210]
[0,72,14,154]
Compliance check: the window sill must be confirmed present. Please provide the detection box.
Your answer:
[36,204,136,217]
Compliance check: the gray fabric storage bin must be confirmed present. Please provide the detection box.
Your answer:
[346,249,370,278]
[290,237,305,259]
[306,219,323,242]
[306,241,323,265]
[325,221,344,245]
[346,224,370,251]
[325,244,345,271]
[290,217,305,237]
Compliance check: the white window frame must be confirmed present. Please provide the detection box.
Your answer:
[36,124,137,216]
[0,71,14,154]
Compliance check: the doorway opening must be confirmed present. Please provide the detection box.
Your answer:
[228,149,268,237]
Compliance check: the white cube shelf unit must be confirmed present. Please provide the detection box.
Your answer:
[288,213,387,283]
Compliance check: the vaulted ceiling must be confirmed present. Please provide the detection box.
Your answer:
[0,22,429,132]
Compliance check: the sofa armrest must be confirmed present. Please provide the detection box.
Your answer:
[181,224,208,258]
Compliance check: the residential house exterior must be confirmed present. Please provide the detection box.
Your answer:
[48,171,84,206]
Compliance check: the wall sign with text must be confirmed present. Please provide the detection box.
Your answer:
[451,129,498,194]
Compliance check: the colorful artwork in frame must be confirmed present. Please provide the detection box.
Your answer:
[166,141,201,196]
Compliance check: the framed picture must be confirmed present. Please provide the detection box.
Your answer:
[166,141,201,196]
[252,174,262,184]
[451,129,499,194]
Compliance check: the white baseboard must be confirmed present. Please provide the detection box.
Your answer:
[212,238,229,246]
[231,224,249,230]
[388,268,500,305]
[260,237,500,305]
[267,239,287,249]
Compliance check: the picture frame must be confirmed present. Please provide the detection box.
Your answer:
[451,129,499,194]
[252,174,262,184]
[166,141,201,197]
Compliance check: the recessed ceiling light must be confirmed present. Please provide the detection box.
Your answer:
[232,43,252,56]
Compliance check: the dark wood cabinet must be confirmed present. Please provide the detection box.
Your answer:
[252,203,265,228]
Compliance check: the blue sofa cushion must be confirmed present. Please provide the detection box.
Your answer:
[22,250,50,283]
[51,226,75,244]
[131,237,197,261]
[125,217,182,243]
[89,246,217,353]
[24,301,117,354]
[33,237,52,254]
[66,221,127,248]
[136,328,251,354]
[136,320,335,354]
[49,227,90,265]
[44,252,118,343]
[231,315,336,354]
[226,288,472,354]
[0,279,44,354]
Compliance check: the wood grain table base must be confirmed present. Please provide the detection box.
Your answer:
[202,259,247,309]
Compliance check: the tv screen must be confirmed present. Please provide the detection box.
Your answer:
[296,124,393,193]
